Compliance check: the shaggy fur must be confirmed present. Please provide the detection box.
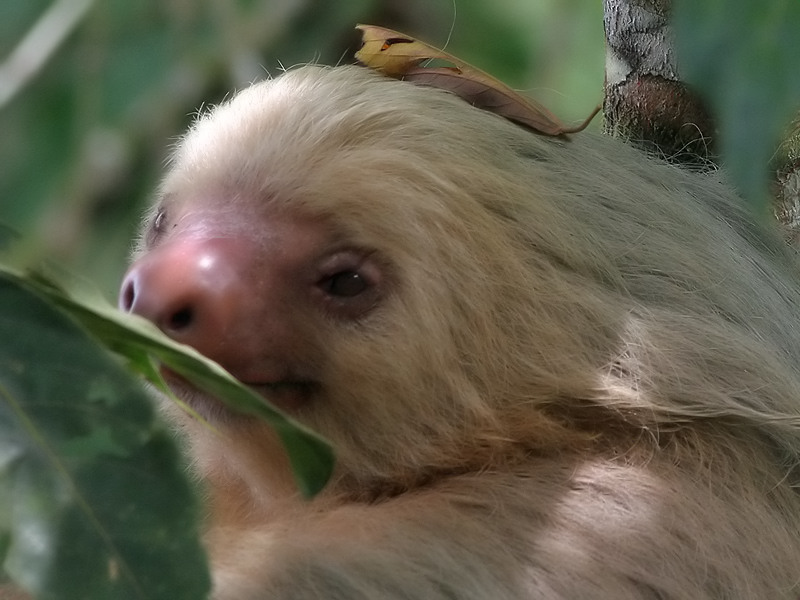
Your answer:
[135,65,800,599]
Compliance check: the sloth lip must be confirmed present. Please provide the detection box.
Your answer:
[243,379,320,412]
[159,367,318,418]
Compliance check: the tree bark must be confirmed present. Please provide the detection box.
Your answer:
[774,125,800,244]
[602,0,715,168]
[603,0,800,240]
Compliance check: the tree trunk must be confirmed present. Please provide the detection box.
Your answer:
[602,0,715,168]
[603,0,800,240]
[774,126,800,244]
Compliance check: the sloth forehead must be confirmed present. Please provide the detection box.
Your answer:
[165,67,388,196]
[180,67,391,157]
[171,65,512,182]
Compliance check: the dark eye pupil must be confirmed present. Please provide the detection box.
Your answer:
[324,271,368,297]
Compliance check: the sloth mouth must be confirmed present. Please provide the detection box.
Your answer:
[159,367,318,420]
[245,380,320,412]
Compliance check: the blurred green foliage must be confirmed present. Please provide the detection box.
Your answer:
[0,0,604,300]
[674,0,800,213]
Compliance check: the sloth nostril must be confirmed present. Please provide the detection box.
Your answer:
[120,279,136,312]
[166,306,194,332]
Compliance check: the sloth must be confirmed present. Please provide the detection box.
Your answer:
[120,64,800,599]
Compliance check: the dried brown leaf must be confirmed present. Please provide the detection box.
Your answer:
[355,24,597,136]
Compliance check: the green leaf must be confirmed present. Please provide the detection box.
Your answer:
[674,0,800,212]
[1,264,334,499]
[0,273,210,600]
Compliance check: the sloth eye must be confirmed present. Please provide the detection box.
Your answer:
[319,270,369,297]
[144,206,169,247]
[153,207,168,233]
[314,250,382,319]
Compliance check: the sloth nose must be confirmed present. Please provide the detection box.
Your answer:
[118,238,251,361]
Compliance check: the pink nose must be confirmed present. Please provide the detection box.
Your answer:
[119,238,252,362]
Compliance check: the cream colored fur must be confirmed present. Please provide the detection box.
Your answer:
[153,65,800,599]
